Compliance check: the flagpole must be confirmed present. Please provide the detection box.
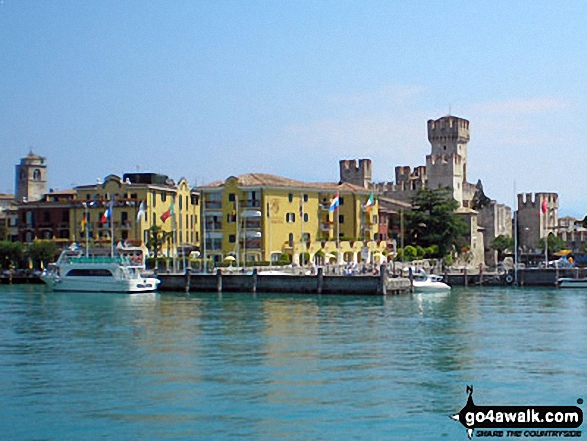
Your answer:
[202,195,207,273]
[513,181,518,285]
[544,197,548,268]
[300,192,304,266]
[173,195,177,273]
[85,203,89,258]
[266,198,271,264]
[109,196,114,258]
[236,196,240,269]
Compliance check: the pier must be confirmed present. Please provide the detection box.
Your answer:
[157,265,412,295]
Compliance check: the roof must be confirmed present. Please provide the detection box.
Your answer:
[199,173,370,193]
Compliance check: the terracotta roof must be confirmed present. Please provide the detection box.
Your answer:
[199,173,370,193]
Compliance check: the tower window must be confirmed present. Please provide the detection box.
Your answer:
[33,169,41,181]
[443,146,447,151]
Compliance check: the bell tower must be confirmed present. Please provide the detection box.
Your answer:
[15,151,47,202]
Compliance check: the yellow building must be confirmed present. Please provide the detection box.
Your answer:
[198,173,386,265]
[71,173,200,255]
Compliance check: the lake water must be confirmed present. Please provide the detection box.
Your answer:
[1,285,586,440]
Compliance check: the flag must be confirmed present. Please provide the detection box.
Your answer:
[137,201,146,222]
[329,193,340,213]
[160,203,174,223]
[101,203,112,223]
[81,213,87,232]
[364,193,374,212]
[541,199,547,214]
[160,209,171,223]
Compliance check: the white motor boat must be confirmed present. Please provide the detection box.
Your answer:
[412,271,451,292]
[41,245,160,293]
[558,278,587,289]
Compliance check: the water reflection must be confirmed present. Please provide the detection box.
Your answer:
[1,286,587,440]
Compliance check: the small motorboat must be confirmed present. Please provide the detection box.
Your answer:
[411,270,451,292]
[557,278,587,289]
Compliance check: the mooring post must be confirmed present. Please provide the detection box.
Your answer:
[216,268,222,293]
[317,267,323,294]
[379,264,388,295]
[464,267,468,287]
[409,267,414,293]
[185,267,191,292]
[252,268,258,293]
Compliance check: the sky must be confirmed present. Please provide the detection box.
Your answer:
[1,0,586,217]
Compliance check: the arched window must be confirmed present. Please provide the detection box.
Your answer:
[33,169,41,181]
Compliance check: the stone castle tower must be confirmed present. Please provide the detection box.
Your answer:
[426,116,470,207]
[516,192,559,252]
[339,159,372,188]
[15,151,47,202]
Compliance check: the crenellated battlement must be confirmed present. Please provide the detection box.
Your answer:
[339,158,372,188]
[517,192,559,209]
[427,115,470,143]
[426,153,463,166]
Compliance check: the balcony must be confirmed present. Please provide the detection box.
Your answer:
[204,200,222,210]
[205,221,223,230]
[319,202,331,211]
[241,239,261,249]
[240,199,261,208]
[320,222,333,231]
[244,219,261,229]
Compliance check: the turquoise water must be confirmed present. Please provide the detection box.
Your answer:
[1,285,586,440]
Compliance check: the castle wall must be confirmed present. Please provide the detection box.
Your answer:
[516,192,558,252]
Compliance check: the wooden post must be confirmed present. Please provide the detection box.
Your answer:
[379,264,388,295]
[252,268,258,293]
[216,268,222,293]
[184,267,191,292]
[317,267,323,294]
[464,267,468,287]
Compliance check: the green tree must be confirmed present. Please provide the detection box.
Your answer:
[26,240,58,268]
[538,233,566,255]
[492,235,514,262]
[405,187,467,258]
[0,241,24,269]
[146,225,172,259]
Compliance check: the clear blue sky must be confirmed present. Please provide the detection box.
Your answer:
[1,0,586,216]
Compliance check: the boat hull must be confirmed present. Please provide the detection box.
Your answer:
[42,275,160,293]
[558,278,587,289]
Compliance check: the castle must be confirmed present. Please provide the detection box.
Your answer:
[339,115,512,266]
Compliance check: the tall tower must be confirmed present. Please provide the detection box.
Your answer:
[339,159,372,188]
[425,116,470,206]
[15,151,47,202]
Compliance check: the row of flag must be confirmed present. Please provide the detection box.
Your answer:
[328,192,374,213]
[80,193,374,231]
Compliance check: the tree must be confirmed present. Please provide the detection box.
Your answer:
[405,187,467,258]
[0,241,24,269]
[538,233,566,255]
[26,240,58,268]
[471,179,492,210]
[492,235,514,262]
[146,225,173,259]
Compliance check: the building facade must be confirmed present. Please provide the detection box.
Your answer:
[198,173,384,265]
[72,173,200,255]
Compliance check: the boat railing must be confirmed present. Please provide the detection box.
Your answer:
[66,257,126,264]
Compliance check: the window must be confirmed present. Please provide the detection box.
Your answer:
[131,193,137,200]
[153,193,157,207]
[191,195,199,205]
[229,235,236,243]
[62,210,69,222]
[162,193,167,202]
[43,212,50,223]
[286,213,295,223]
[339,197,344,205]
[339,215,344,224]
[304,213,308,222]
[229,193,235,202]
[372,215,377,224]
[288,193,293,202]
[179,196,183,210]
[121,211,128,222]
[303,194,308,202]
[33,169,41,181]
[288,233,294,247]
